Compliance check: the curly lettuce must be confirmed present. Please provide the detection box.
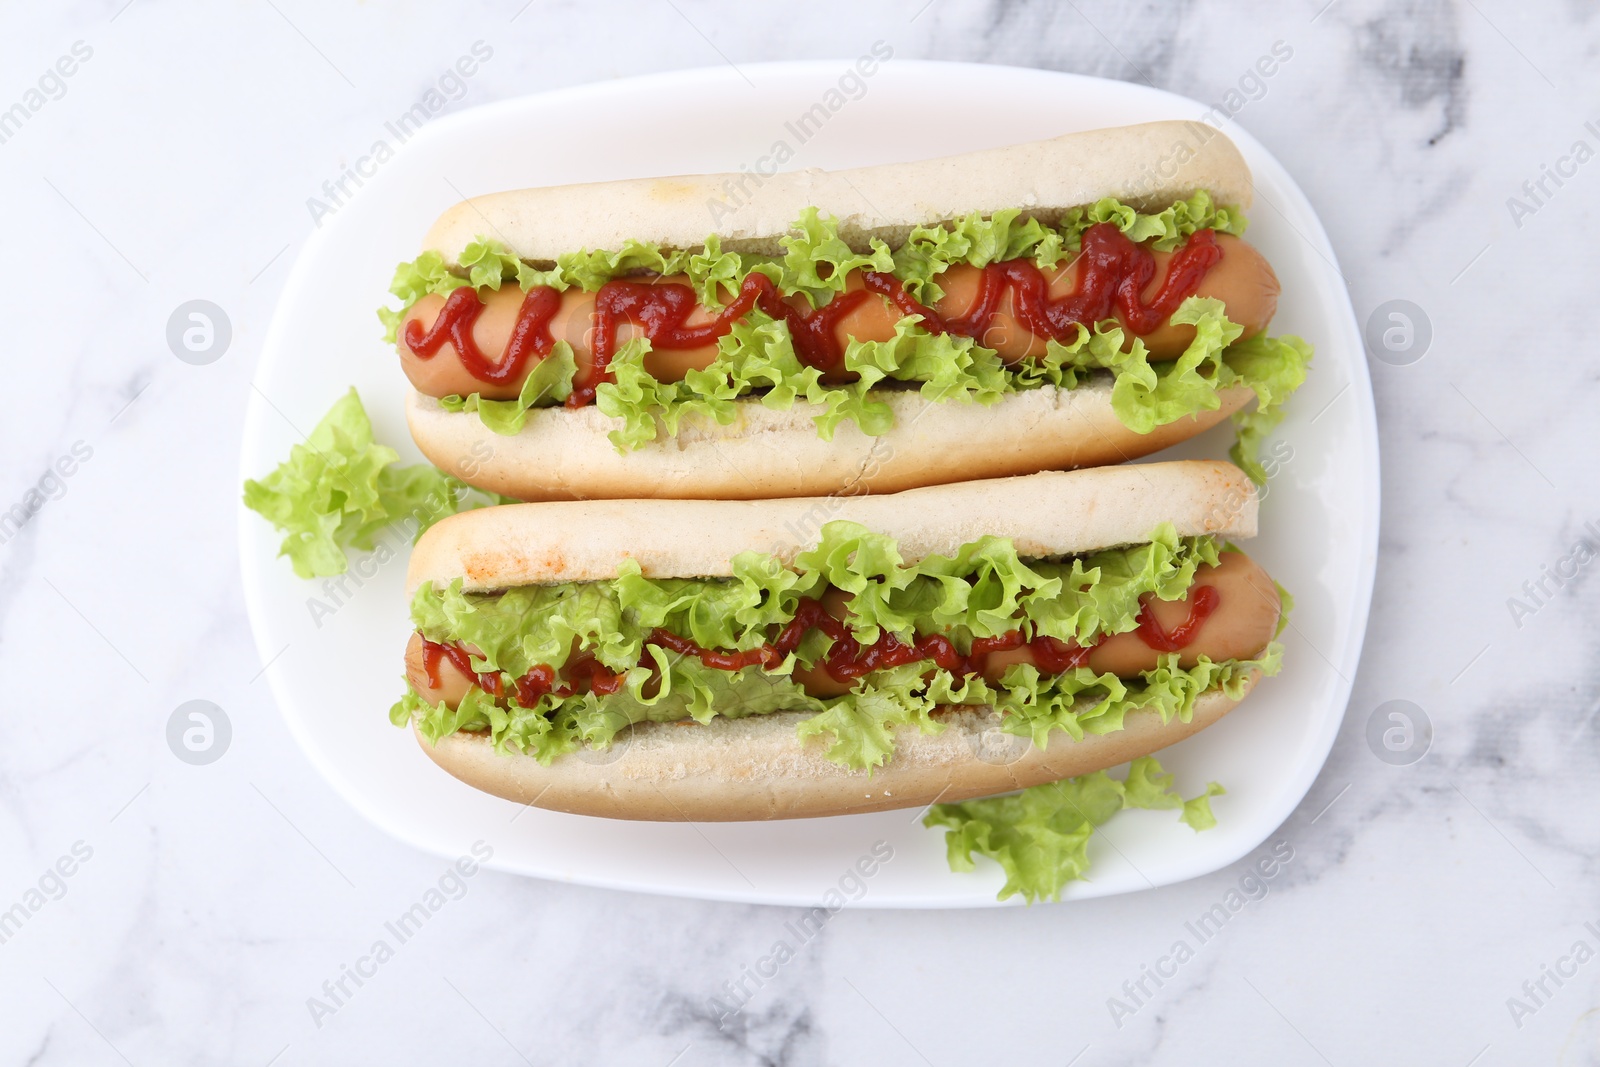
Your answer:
[378,235,761,347]
[242,388,508,578]
[924,756,1225,903]
[379,194,1247,329]
[893,191,1247,303]
[391,521,1284,773]
[606,298,1305,480]
[782,206,895,306]
[1224,332,1314,482]
[437,341,579,436]
[377,244,558,344]
[377,199,1308,477]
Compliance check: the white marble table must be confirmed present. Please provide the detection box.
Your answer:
[3,1,1594,1063]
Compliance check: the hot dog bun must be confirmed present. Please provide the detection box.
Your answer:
[398,461,1268,821]
[413,683,1256,821]
[408,381,1256,503]
[424,120,1252,262]
[403,121,1266,501]
[406,459,1259,593]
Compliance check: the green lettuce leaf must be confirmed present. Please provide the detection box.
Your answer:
[781,207,895,306]
[377,241,560,344]
[1061,191,1247,252]
[891,208,1063,303]
[590,314,834,450]
[242,388,507,578]
[556,234,768,307]
[398,521,1283,773]
[839,315,1011,405]
[575,297,1302,478]
[783,520,1214,648]
[1087,300,1311,483]
[555,242,696,294]
[459,238,558,295]
[393,650,824,764]
[379,195,1246,330]
[993,639,1280,748]
[923,755,1226,902]
[614,553,822,652]
[377,201,1306,474]
[377,251,465,345]
[893,192,1246,303]
[1224,332,1314,483]
[378,233,761,344]
[1107,298,1245,431]
[594,338,703,450]
[438,341,579,436]
[790,662,949,769]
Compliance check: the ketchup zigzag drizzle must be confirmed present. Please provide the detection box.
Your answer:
[422,585,1221,706]
[1135,585,1219,651]
[649,598,1091,680]
[420,640,627,707]
[404,285,561,386]
[400,223,1223,407]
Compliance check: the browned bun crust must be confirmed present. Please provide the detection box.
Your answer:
[407,382,1254,503]
[422,121,1253,262]
[406,459,1259,594]
[412,675,1256,821]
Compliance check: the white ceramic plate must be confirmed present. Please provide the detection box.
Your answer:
[239,60,1377,907]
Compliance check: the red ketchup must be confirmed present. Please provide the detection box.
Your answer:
[419,637,506,698]
[579,273,873,405]
[420,582,1222,705]
[398,223,1222,406]
[938,226,1221,339]
[1134,586,1220,652]
[629,598,1100,685]
[420,637,625,705]
[402,286,560,385]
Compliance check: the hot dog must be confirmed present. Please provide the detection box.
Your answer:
[390,460,1287,821]
[396,234,1281,402]
[407,549,1278,705]
[381,121,1311,501]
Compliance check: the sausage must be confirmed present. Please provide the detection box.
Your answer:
[396,234,1280,400]
[926,235,1279,361]
[790,551,1278,698]
[977,550,1280,681]
[405,551,1280,709]
[397,277,727,402]
[405,633,479,707]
